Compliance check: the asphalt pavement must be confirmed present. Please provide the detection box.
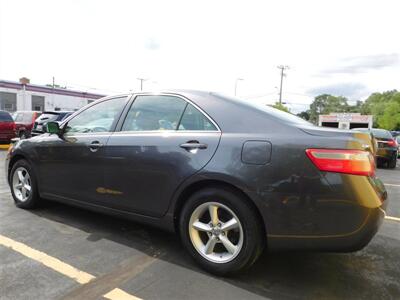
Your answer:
[0,151,399,300]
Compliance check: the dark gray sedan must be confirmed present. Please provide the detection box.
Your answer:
[5,91,388,275]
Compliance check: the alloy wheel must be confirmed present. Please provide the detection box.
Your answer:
[188,202,244,264]
[12,167,32,202]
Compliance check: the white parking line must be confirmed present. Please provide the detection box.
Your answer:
[104,288,142,300]
[0,234,141,299]
[385,216,400,222]
[384,183,400,187]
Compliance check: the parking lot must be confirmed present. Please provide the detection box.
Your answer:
[0,150,399,300]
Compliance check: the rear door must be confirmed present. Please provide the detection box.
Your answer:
[103,94,221,217]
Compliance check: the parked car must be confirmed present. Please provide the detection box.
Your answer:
[396,136,400,158]
[12,111,42,139]
[0,111,16,144]
[6,91,388,275]
[31,111,73,136]
[352,128,398,168]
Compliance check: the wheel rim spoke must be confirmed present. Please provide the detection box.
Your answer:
[17,170,25,182]
[219,235,237,254]
[220,218,238,231]
[192,221,212,232]
[204,236,217,255]
[24,184,31,192]
[208,204,219,226]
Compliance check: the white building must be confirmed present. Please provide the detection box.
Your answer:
[318,113,373,130]
[0,78,105,112]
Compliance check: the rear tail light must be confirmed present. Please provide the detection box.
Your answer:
[387,139,397,147]
[306,149,375,177]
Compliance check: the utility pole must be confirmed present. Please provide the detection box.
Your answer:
[234,78,244,96]
[277,65,289,104]
[137,78,147,91]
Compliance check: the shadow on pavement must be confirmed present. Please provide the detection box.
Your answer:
[30,200,400,299]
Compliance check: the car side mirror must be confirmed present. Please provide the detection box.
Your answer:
[46,121,61,135]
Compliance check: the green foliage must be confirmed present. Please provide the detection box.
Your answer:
[303,90,400,130]
[271,102,290,112]
[361,90,400,130]
[308,94,350,123]
[297,111,310,120]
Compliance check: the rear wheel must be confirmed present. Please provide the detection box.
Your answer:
[179,187,265,275]
[19,131,28,139]
[388,156,397,169]
[10,159,40,209]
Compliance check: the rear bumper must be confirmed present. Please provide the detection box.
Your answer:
[267,204,386,252]
[0,132,16,144]
[263,173,388,252]
[376,148,398,161]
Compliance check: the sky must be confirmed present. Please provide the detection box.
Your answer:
[1,0,399,113]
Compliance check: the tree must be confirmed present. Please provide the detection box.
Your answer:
[271,102,290,113]
[308,94,350,123]
[297,111,310,121]
[362,90,400,130]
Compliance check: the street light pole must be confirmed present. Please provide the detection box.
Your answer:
[277,65,289,104]
[235,78,244,96]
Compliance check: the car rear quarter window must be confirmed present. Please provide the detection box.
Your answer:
[0,111,13,122]
[121,95,187,131]
[178,104,217,131]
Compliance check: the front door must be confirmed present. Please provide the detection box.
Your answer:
[103,94,221,217]
[37,96,128,204]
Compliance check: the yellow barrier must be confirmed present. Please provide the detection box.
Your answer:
[0,144,10,150]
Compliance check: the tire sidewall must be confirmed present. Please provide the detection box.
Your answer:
[10,159,39,208]
[179,187,263,275]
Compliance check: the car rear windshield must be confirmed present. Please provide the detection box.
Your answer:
[214,93,311,126]
[37,113,60,122]
[0,111,13,122]
[14,112,38,123]
[371,129,393,139]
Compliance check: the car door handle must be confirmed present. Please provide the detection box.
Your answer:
[180,142,208,150]
[89,141,104,152]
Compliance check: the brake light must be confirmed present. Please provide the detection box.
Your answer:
[306,149,375,177]
[387,139,397,147]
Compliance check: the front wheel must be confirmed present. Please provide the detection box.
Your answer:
[179,187,265,275]
[10,159,40,209]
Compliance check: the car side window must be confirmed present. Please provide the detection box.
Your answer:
[121,95,187,131]
[178,104,217,131]
[64,97,126,134]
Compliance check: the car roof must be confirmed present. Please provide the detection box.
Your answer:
[117,90,312,133]
[41,111,73,114]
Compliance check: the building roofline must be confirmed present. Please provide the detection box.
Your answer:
[0,79,106,100]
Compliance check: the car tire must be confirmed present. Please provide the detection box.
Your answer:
[19,131,27,139]
[179,187,265,276]
[388,156,397,169]
[9,159,40,209]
